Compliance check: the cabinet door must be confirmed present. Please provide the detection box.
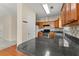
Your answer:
[59,17,62,28]
[66,3,71,24]
[57,20,59,28]
[38,22,43,28]
[62,4,66,25]
[55,20,57,28]
[54,21,57,28]
[55,20,59,28]
[77,4,79,20]
[71,3,77,21]
[61,12,64,26]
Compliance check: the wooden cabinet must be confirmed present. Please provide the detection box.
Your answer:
[38,32,43,38]
[49,32,56,39]
[65,3,71,24]
[36,22,50,29]
[61,4,66,26]
[53,19,60,28]
[52,18,63,28]
[36,22,44,28]
[58,17,63,28]
[61,3,79,26]
[70,3,77,21]
[55,20,59,28]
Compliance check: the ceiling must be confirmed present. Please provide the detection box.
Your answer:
[25,3,63,20]
[0,3,17,16]
[0,3,63,21]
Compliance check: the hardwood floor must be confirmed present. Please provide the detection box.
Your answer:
[0,45,28,56]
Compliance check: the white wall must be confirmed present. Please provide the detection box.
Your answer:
[17,4,36,46]
[11,16,17,41]
[17,3,23,46]
[0,15,17,41]
[0,16,4,39]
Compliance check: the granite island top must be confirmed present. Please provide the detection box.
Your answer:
[17,33,79,56]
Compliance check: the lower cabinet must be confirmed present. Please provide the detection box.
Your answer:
[38,32,43,38]
[49,32,56,39]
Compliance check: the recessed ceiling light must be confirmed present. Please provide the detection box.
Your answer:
[50,6,53,9]
[43,4,50,14]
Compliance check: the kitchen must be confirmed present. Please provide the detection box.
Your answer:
[0,3,79,56]
[17,3,79,56]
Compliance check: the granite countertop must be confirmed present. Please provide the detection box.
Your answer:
[17,33,79,56]
[64,33,79,56]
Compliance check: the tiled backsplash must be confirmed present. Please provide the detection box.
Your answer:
[63,25,79,38]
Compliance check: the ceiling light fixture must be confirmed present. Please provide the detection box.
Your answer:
[43,4,50,14]
[50,6,53,9]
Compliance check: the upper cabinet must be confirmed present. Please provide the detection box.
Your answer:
[36,22,44,29]
[54,20,59,28]
[61,3,79,26]
[53,19,62,28]
[36,22,50,29]
[65,3,71,24]
[61,4,66,26]
[70,3,77,21]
